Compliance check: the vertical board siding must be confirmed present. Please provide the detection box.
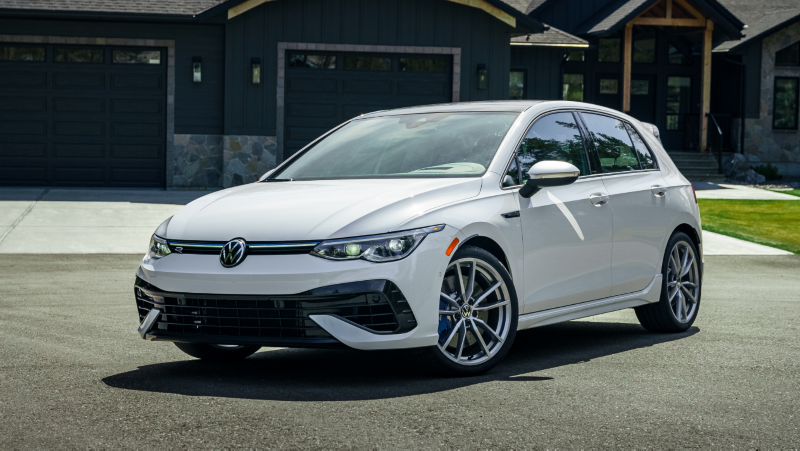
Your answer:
[0,19,225,136]
[224,0,512,135]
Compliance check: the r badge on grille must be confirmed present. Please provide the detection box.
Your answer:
[220,238,247,268]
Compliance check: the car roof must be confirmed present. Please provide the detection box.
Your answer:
[359,101,546,118]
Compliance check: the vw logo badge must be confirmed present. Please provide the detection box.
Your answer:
[460,304,473,319]
[220,239,247,268]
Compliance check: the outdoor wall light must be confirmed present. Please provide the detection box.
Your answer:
[192,56,202,83]
[252,57,261,84]
[476,63,488,90]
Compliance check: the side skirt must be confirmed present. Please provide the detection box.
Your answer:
[517,274,662,330]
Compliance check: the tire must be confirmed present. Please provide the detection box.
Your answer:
[635,231,701,333]
[408,245,519,376]
[174,343,261,361]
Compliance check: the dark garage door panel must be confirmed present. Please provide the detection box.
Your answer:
[0,45,167,187]
[284,52,452,158]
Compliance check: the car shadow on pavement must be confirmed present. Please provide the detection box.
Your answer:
[103,321,698,401]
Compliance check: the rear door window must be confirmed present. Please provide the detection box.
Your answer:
[509,112,590,185]
[580,113,641,173]
[624,123,657,169]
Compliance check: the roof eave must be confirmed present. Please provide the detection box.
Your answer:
[0,7,202,22]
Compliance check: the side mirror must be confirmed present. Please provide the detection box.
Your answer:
[518,161,580,198]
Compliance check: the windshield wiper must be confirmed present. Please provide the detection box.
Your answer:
[263,178,293,182]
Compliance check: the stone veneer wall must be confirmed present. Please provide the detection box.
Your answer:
[743,21,800,177]
[223,136,277,187]
[170,135,277,188]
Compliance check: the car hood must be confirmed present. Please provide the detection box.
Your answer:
[166,178,482,241]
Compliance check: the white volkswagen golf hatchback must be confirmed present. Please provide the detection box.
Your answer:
[135,101,703,375]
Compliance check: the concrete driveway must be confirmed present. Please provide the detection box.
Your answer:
[0,188,210,253]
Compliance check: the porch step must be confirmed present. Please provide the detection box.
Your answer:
[666,151,726,183]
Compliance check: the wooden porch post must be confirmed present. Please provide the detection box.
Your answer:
[623,24,632,112]
[700,19,713,152]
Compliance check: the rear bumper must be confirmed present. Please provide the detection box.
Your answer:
[134,225,461,350]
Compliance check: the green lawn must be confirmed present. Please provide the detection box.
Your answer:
[771,189,800,198]
[698,199,800,254]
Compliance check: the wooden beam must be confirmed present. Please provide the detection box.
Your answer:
[673,0,705,20]
[700,19,713,152]
[666,0,673,19]
[445,0,516,28]
[623,24,632,113]
[629,17,706,27]
[228,0,277,20]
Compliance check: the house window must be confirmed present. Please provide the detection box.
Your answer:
[112,49,161,65]
[566,50,585,62]
[598,38,620,62]
[776,42,799,66]
[288,54,336,69]
[633,37,655,63]
[774,77,799,130]
[0,46,45,61]
[345,56,391,71]
[563,74,584,101]
[666,76,691,130]
[55,48,104,63]
[599,79,618,94]
[668,44,691,65]
[399,58,445,72]
[509,70,526,100]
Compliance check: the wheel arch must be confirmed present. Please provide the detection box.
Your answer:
[671,223,703,275]
[459,235,512,277]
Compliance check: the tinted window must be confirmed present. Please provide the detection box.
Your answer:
[0,46,45,61]
[55,48,104,63]
[776,42,799,66]
[624,123,656,169]
[774,77,799,130]
[345,56,391,71]
[581,113,640,173]
[509,70,525,100]
[288,54,336,69]
[598,38,620,62]
[113,49,160,64]
[274,112,518,180]
[399,58,446,72]
[510,112,590,185]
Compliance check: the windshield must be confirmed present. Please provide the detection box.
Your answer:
[271,112,519,180]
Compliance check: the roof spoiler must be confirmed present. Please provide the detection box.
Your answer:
[641,122,662,144]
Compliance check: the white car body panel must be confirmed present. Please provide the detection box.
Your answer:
[135,100,704,352]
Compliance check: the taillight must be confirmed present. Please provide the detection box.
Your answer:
[691,184,698,204]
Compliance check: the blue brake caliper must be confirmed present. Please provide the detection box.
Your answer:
[438,299,451,344]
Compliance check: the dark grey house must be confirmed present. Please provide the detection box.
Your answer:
[713,1,800,178]
[0,0,544,188]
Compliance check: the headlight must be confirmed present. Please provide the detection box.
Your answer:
[311,225,444,263]
[147,217,173,260]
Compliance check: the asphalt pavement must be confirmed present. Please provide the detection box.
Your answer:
[0,254,798,448]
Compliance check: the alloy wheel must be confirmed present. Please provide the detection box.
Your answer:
[666,240,699,323]
[437,258,512,366]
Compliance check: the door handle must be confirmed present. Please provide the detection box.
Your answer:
[651,185,668,197]
[589,193,609,207]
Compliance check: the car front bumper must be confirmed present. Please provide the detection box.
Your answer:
[135,225,461,350]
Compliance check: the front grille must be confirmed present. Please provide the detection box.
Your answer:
[166,240,319,255]
[134,277,416,346]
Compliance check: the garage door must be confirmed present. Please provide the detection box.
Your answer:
[284,51,452,157]
[0,44,167,187]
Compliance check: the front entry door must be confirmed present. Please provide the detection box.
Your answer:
[511,112,613,314]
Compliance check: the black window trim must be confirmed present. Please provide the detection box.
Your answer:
[773,76,800,131]
[499,108,596,190]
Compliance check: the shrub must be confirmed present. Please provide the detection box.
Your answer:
[753,163,782,181]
